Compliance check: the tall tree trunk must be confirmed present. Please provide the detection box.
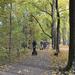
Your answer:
[62,21,66,45]
[56,0,60,53]
[51,0,56,49]
[62,0,75,71]
[8,2,12,62]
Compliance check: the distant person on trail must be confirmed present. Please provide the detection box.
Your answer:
[43,41,47,49]
[32,40,37,55]
[40,41,43,50]
[40,40,50,50]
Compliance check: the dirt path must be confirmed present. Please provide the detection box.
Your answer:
[0,49,53,75]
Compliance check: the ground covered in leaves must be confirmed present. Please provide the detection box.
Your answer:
[0,45,74,75]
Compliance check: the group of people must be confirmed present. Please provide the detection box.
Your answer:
[40,41,49,50]
[32,40,50,55]
[21,40,49,56]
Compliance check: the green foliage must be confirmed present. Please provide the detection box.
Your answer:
[0,0,69,63]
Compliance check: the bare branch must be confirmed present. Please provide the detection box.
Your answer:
[47,0,52,7]
[31,14,52,38]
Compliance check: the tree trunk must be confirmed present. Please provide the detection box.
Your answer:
[56,0,60,53]
[8,2,12,62]
[62,24,66,45]
[63,0,75,71]
[51,0,56,49]
[62,17,67,45]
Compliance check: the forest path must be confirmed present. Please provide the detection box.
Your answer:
[0,49,54,75]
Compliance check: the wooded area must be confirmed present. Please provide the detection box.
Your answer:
[0,0,75,75]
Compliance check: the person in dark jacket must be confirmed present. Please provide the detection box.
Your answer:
[32,40,37,55]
